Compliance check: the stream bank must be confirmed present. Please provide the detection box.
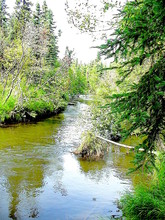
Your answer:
[0,95,81,126]
[0,98,68,126]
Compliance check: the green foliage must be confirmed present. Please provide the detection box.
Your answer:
[0,0,8,32]
[0,94,16,122]
[87,62,100,92]
[0,0,73,124]
[121,153,165,220]
[33,3,41,27]
[13,0,33,37]
[68,63,88,96]
[92,104,120,140]
[77,131,107,159]
[68,59,105,97]
[45,9,59,66]
[88,65,121,140]
[99,0,165,170]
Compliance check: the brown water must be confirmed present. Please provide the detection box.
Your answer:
[0,97,145,220]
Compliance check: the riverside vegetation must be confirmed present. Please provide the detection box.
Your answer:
[66,0,165,219]
[0,0,67,124]
[0,0,102,124]
[0,0,165,219]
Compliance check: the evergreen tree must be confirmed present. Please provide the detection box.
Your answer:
[14,0,32,36]
[33,3,42,61]
[46,9,58,66]
[41,0,48,25]
[100,0,165,170]
[41,1,58,66]
[0,0,8,31]
[0,0,71,124]
[33,2,41,27]
[21,0,32,23]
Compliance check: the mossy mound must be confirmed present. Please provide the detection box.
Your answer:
[74,131,108,159]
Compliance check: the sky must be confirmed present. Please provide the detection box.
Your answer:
[6,0,102,64]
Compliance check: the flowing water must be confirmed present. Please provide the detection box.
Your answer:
[0,96,144,220]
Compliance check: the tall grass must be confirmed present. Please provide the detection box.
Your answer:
[120,153,165,220]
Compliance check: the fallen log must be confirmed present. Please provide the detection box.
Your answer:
[96,135,144,151]
[68,102,76,106]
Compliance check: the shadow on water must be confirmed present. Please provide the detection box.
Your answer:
[0,115,65,219]
[0,114,64,148]
[0,97,147,220]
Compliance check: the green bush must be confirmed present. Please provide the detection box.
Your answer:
[68,64,88,96]
[0,95,17,122]
[120,153,165,220]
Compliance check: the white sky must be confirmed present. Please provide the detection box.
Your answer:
[6,0,102,64]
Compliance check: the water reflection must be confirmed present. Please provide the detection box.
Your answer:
[0,98,145,219]
[8,156,45,219]
[0,115,64,219]
[0,114,64,148]
[78,159,108,182]
[101,145,149,188]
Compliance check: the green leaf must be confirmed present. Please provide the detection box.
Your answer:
[156,82,165,88]
[156,91,164,96]
[154,75,162,82]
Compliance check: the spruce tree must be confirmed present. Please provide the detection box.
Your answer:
[100,0,165,170]
[0,0,8,31]
[14,0,32,36]
[33,3,42,61]
[46,9,58,66]
[33,2,41,27]
[41,0,58,67]
[21,0,32,23]
[42,0,48,25]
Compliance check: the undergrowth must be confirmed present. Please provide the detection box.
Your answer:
[120,153,165,220]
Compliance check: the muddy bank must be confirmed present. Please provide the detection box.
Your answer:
[0,106,66,127]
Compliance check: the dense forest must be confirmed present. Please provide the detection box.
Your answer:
[0,0,165,219]
[0,0,64,122]
[0,0,102,124]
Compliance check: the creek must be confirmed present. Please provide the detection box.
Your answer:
[0,96,145,219]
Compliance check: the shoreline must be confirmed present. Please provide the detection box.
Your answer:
[0,95,81,127]
[0,105,67,128]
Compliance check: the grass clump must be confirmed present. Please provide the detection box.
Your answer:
[120,153,165,220]
[75,131,108,159]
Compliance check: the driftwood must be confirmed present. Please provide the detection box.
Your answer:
[96,135,144,151]
[68,102,76,106]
